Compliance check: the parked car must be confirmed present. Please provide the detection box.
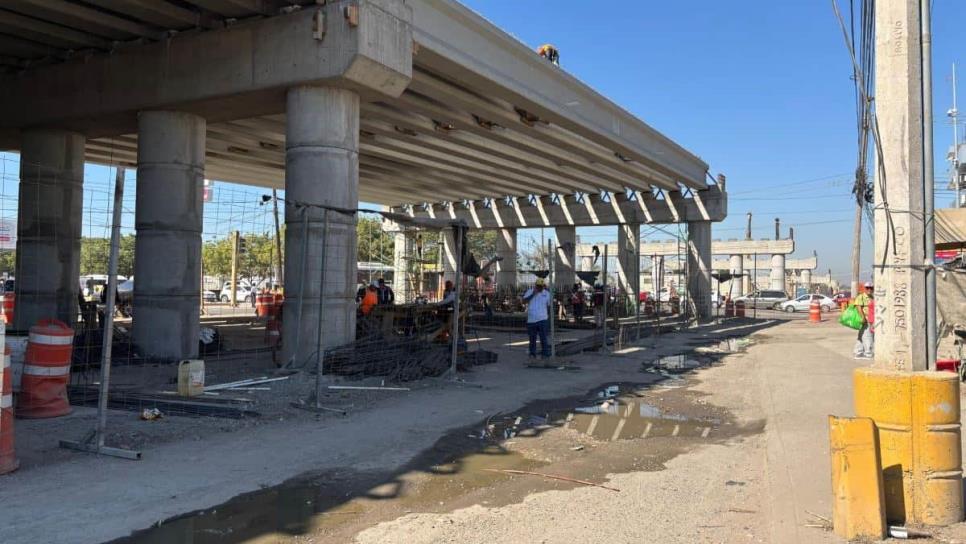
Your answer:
[219,281,253,304]
[733,290,789,310]
[780,293,836,313]
[203,290,218,303]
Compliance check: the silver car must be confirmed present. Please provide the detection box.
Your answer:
[733,290,788,310]
[780,294,836,313]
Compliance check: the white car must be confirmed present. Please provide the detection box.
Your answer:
[219,281,254,304]
[780,294,836,313]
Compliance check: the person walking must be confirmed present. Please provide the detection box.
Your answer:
[571,283,585,323]
[377,278,395,306]
[852,282,874,359]
[523,278,552,360]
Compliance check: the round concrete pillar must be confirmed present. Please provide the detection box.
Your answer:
[729,254,744,297]
[283,86,359,365]
[801,269,812,289]
[133,111,205,361]
[770,254,786,294]
[15,129,85,331]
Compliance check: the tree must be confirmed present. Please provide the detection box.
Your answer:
[466,230,498,260]
[79,235,136,277]
[357,217,394,264]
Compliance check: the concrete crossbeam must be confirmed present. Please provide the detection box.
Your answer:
[396,187,726,230]
[577,236,792,258]
[0,1,412,143]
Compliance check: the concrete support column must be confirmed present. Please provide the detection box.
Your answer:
[729,254,744,297]
[392,231,412,303]
[617,223,641,313]
[15,129,85,330]
[742,256,754,294]
[495,228,516,289]
[769,254,786,293]
[283,86,359,364]
[132,112,204,360]
[554,226,576,291]
[801,269,812,289]
[687,221,712,320]
[442,228,458,286]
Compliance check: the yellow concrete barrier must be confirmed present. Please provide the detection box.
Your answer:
[853,368,964,526]
[829,416,887,540]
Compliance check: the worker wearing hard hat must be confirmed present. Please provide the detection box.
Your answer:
[523,278,552,359]
[537,44,560,66]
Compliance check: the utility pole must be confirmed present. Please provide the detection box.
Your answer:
[272,189,283,288]
[230,230,239,308]
[951,63,961,208]
[873,0,926,372]
[922,0,937,369]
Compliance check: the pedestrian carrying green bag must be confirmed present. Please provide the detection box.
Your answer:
[839,304,863,330]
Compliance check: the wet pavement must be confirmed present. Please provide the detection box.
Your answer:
[109,363,762,544]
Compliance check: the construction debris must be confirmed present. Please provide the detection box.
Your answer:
[204,376,290,392]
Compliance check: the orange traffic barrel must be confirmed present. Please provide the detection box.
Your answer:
[809,300,821,323]
[735,300,746,318]
[1,293,13,325]
[255,291,275,319]
[265,298,282,348]
[724,299,735,317]
[839,299,849,311]
[17,319,73,418]
[0,346,17,474]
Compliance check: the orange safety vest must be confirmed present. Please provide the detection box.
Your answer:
[360,289,378,315]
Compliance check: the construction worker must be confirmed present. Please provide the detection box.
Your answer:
[377,278,395,306]
[537,44,560,66]
[523,278,552,360]
[440,280,456,308]
[571,283,585,322]
[852,282,874,359]
[359,282,379,316]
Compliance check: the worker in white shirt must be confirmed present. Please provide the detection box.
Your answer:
[522,278,552,359]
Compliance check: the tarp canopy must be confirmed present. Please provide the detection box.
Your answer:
[937,208,966,250]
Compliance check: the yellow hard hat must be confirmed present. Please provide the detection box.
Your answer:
[535,278,546,286]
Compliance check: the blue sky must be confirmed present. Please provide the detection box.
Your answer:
[459,0,966,283]
[2,2,961,283]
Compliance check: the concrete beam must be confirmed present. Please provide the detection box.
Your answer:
[396,186,726,229]
[0,1,412,143]
[578,236,792,258]
[786,256,818,270]
[407,0,708,187]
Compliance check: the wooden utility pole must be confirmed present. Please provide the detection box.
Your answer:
[230,230,239,308]
[873,0,926,371]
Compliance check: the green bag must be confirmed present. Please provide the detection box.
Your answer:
[839,304,863,330]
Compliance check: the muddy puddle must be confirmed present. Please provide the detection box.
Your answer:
[109,382,755,544]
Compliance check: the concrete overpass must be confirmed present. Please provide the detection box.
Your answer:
[0,0,722,359]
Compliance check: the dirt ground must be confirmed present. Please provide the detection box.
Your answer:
[4,313,966,544]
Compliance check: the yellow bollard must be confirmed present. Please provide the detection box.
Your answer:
[853,368,964,526]
[829,416,887,540]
